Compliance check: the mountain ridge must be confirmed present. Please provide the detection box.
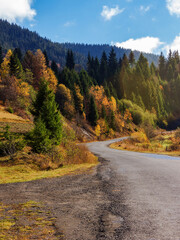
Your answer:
[0,19,159,67]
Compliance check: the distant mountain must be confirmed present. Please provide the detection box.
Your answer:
[0,19,159,68]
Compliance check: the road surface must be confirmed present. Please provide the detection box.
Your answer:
[86,138,180,240]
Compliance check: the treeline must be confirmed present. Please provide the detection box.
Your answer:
[0,19,158,68]
[86,48,180,126]
[0,47,138,141]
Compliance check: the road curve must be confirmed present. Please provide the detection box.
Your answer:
[86,138,180,240]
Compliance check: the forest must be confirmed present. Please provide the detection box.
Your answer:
[0,19,159,68]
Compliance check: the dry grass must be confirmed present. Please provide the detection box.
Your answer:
[0,201,63,240]
[110,130,180,157]
[0,162,97,184]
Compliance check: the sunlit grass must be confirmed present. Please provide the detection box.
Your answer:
[0,162,97,184]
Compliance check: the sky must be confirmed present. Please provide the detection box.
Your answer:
[0,0,180,55]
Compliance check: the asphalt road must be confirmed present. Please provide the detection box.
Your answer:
[87,138,180,240]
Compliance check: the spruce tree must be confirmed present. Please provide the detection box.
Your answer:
[9,53,23,78]
[88,96,99,126]
[158,52,166,80]
[30,81,63,151]
[66,49,75,70]
[129,51,135,67]
[100,51,108,84]
[0,46,3,65]
[43,50,49,67]
[108,48,118,77]
[51,60,59,77]
[29,117,51,153]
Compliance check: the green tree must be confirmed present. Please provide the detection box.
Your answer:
[158,52,166,80]
[9,53,23,78]
[43,50,49,67]
[30,81,63,151]
[88,96,99,126]
[108,48,118,78]
[100,51,108,84]
[29,117,51,153]
[66,49,75,70]
[51,60,59,77]
[129,51,135,67]
[0,46,3,65]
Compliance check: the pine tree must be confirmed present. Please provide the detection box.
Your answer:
[31,80,63,147]
[108,48,118,78]
[88,96,99,126]
[66,49,75,70]
[43,50,49,67]
[100,51,108,84]
[51,60,59,77]
[129,51,135,67]
[101,105,107,120]
[9,53,23,78]
[14,48,22,62]
[29,117,51,153]
[109,110,116,130]
[158,52,166,80]
[0,46,3,65]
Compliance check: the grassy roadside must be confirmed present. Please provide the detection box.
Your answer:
[0,162,98,184]
[110,131,180,157]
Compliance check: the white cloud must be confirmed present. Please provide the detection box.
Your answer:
[0,0,36,23]
[64,21,75,27]
[112,37,164,54]
[166,0,180,17]
[164,35,180,54]
[101,5,124,21]
[140,5,150,13]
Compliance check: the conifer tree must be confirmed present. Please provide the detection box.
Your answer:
[14,48,22,62]
[88,96,99,126]
[101,105,107,120]
[100,51,108,84]
[31,80,63,147]
[9,53,23,78]
[0,46,3,65]
[29,117,51,153]
[108,48,118,77]
[43,50,49,67]
[109,110,116,130]
[129,51,135,67]
[158,52,166,80]
[66,49,75,70]
[51,60,59,77]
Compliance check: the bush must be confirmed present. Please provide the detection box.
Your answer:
[130,109,144,125]
[7,107,14,114]
[0,125,25,157]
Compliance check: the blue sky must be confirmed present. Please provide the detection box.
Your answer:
[0,0,180,54]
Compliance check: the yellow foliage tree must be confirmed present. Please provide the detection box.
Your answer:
[74,84,84,114]
[0,50,12,80]
[110,96,117,112]
[46,68,58,92]
[95,124,101,138]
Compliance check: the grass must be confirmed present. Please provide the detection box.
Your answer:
[0,162,98,184]
[0,201,63,240]
[110,130,180,157]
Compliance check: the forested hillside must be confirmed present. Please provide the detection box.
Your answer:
[0,20,159,68]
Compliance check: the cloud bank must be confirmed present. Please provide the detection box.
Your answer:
[112,37,164,54]
[0,0,36,22]
[101,6,124,21]
[166,0,180,17]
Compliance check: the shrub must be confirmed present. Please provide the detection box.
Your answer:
[0,125,25,158]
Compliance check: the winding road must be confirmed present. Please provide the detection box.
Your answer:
[0,138,180,239]
[87,138,180,240]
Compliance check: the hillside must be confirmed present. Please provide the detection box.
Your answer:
[0,20,159,68]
